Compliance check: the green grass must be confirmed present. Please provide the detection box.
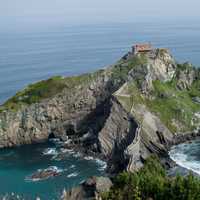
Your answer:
[146,80,200,132]
[189,79,200,98]
[116,96,132,112]
[177,62,193,71]
[0,53,149,113]
[102,156,200,200]
[0,76,66,112]
[0,72,104,113]
[111,57,200,133]
[125,78,200,133]
[110,54,148,82]
[127,82,145,105]
[115,81,145,113]
[127,53,148,67]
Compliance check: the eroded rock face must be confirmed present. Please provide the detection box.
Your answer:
[98,97,138,173]
[61,176,113,200]
[0,48,198,175]
[151,49,176,82]
[133,105,173,159]
[0,72,119,148]
[128,49,176,94]
[176,63,196,90]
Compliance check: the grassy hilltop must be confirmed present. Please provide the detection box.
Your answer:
[1,48,200,135]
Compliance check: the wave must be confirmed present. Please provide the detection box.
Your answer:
[69,164,75,169]
[49,138,64,147]
[43,146,107,171]
[43,146,83,161]
[84,156,94,160]
[73,152,82,158]
[169,141,200,175]
[84,156,107,171]
[42,148,58,156]
[48,166,63,173]
[95,159,107,171]
[67,172,79,178]
[60,148,74,154]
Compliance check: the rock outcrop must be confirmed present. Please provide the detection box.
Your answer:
[0,71,120,148]
[176,62,196,90]
[61,176,113,200]
[0,48,200,175]
[128,49,176,94]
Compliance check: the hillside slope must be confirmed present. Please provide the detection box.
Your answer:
[0,48,200,173]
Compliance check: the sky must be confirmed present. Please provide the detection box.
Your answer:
[0,0,199,27]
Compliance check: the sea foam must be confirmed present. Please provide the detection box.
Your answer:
[43,148,58,156]
[169,141,200,175]
[67,172,79,178]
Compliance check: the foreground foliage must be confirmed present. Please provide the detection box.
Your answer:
[102,157,200,200]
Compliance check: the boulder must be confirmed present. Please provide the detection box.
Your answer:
[61,176,113,200]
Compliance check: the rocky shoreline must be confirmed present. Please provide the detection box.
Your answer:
[61,131,200,200]
[0,47,200,199]
[167,132,200,176]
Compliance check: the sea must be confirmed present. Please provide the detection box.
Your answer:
[169,140,200,176]
[0,20,200,199]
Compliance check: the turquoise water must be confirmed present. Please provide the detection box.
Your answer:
[0,21,200,198]
[0,140,106,199]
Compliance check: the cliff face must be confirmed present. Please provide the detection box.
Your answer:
[0,48,200,173]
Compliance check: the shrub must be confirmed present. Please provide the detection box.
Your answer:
[103,156,200,200]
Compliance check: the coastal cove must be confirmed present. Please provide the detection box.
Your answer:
[0,140,106,199]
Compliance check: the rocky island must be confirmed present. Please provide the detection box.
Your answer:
[0,46,200,199]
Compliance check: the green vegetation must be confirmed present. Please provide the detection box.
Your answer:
[0,72,103,113]
[128,82,145,105]
[110,54,148,82]
[1,51,199,134]
[157,48,169,57]
[177,62,193,71]
[128,53,148,67]
[190,80,200,98]
[116,82,144,114]
[148,79,200,132]
[124,63,200,133]
[0,52,149,113]
[102,156,200,200]
[0,53,148,113]
[116,96,132,112]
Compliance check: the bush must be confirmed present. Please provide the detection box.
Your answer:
[103,156,200,200]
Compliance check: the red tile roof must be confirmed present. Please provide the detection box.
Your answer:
[133,44,152,52]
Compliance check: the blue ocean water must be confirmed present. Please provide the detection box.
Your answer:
[0,21,200,199]
[0,21,200,104]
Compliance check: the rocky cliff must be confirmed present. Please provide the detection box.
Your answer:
[0,48,200,174]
